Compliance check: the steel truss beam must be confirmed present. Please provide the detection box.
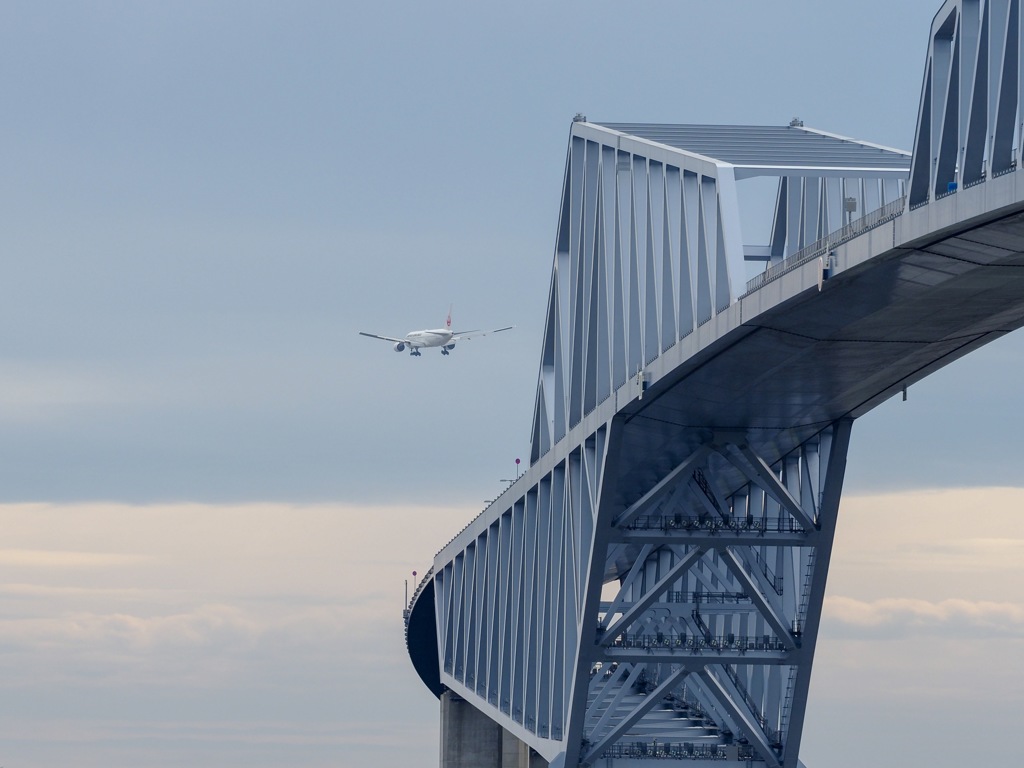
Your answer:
[910,0,1024,205]
[567,420,853,768]
[614,530,816,547]
[431,418,852,768]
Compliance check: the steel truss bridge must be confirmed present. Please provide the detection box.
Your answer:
[405,1,1024,766]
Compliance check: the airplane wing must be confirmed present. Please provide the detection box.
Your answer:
[451,326,514,341]
[358,331,409,344]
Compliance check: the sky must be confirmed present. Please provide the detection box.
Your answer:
[1,1,1022,767]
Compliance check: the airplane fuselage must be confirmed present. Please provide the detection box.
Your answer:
[406,328,455,348]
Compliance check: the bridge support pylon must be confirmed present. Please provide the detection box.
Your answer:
[441,691,549,768]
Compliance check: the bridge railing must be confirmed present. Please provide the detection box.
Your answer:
[745,195,906,294]
[598,742,756,761]
[623,513,809,535]
[403,566,434,625]
[607,632,789,652]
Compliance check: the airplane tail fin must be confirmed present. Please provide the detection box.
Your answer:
[446,303,453,329]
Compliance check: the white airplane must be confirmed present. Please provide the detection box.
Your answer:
[359,308,513,356]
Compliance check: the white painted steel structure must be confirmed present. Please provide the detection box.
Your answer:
[910,0,1024,204]
[405,2,1024,766]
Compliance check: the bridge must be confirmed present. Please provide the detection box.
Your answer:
[404,1,1024,766]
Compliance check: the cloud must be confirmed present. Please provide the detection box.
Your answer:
[827,487,1024,605]
[0,582,160,599]
[0,601,402,693]
[0,715,435,747]
[0,548,148,568]
[0,500,468,700]
[824,595,1024,637]
[0,603,258,650]
[909,537,1024,571]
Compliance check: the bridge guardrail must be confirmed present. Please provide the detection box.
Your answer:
[745,196,906,294]
[624,513,808,535]
[598,742,755,761]
[607,632,788,652]
[404,566,434,627]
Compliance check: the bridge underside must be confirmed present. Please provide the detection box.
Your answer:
[614,203,1024,504]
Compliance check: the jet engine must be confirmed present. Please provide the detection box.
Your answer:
[393,342,406,352]
[444,343,456,351]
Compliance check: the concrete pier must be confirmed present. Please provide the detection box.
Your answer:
[440,691,547,768]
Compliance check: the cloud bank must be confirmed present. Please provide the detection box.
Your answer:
[824,595,1024,636]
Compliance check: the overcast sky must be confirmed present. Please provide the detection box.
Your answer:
[2,1,1022,767]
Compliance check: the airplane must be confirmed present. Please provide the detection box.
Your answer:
[359,307,513,356]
